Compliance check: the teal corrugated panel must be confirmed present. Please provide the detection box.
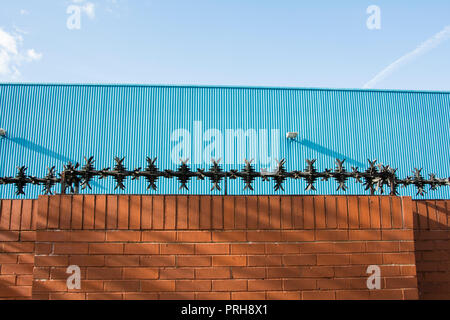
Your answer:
[0,84,449,199]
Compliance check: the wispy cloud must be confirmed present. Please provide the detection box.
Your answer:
[13,26,29,35]
[71,0,96,19]
[0,28,43,78]
[363,25,450,89]
[105,0,128,18]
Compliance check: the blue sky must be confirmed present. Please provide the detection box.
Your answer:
[0,0,450,90]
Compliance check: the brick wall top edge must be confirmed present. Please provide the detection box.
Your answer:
[3,196,448,231]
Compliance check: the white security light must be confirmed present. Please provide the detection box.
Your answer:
[286,132,298,140]
[0,128,6,137]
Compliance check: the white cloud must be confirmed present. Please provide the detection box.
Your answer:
[20,9,29,15]
[363,25,450,89]
[83,3,96,19]
[0,28,42,78]
[0,28,18,55]
[27,49,43,61]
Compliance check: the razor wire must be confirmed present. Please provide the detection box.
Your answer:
[0,157,449,196]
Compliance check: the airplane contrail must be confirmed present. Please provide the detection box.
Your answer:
[363,25,450,89]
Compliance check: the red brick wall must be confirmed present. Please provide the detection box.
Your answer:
[0,195,448,300]
[413,200,450,299]
[30,195,418,300]
[0,199,37,299]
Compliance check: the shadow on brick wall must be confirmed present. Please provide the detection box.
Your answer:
[413,200,450,300]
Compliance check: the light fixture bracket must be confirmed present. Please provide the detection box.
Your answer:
[286,132,298,140]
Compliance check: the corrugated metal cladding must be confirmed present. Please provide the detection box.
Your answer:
[0,84,449,199]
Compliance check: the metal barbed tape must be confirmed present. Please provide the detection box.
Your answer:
[0,157,449,196]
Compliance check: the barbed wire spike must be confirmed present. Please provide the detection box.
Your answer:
[143,157,159,191]
[80,156,96,190]
[304,159,318,191]
[205,158,224,191]
[14,166,28,195]
[273,159,288,192]
[240,159,258,191]
[42,166,57,195]
[333,159,348,192]
[175,158,193,190]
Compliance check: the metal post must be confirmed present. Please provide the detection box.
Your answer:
[60,172,66,194]
[74,180,79,194]
[224,174,228,196]
[389,180,396,196]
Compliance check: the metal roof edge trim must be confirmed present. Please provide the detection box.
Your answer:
[0,82,450,95]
